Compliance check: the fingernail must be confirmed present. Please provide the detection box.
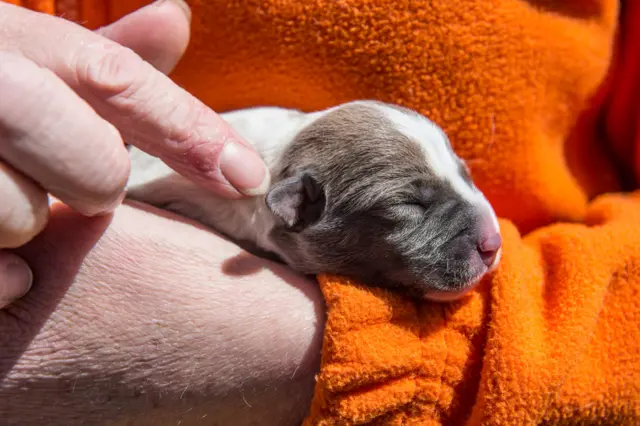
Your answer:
[154,0,192,22]
[0,253,33,305]
[219,143,271,196]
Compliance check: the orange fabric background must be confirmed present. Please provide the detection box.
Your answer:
[6,0,640,424]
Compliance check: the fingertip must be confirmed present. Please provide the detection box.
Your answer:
[219,142,272,197]
[239,169,271,197]
[96,0,191,74]
[74,191,125,217]
[62,186,126,217]
[0,251,33,308]
[153,0,191,24]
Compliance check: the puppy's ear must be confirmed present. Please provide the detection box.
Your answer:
[266,172,325,232]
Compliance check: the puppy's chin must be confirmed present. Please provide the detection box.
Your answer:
[422,279,481,302]
[422,249,502,303]
[417,279,483,303]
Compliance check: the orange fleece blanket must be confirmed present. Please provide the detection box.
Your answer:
[10,0,640,424]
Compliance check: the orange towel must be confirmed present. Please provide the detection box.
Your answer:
[9,0,640,424]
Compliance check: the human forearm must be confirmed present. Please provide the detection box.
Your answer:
[0,202,324,425]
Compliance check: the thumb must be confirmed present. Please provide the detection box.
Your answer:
[0,251,33,309]
[95,0,191,75]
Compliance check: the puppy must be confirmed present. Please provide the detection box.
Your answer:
[127,100,501,301]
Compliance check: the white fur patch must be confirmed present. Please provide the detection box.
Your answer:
[372,102,499,231]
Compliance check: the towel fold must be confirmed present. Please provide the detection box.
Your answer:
[9,0,640,424]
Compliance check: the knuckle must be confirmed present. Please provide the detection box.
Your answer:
[76,44,149,101]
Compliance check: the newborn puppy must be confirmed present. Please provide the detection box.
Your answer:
[127,101,501,301]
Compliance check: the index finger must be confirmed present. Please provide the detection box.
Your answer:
[1,3,270,198]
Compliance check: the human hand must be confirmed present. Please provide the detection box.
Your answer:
[0,0,270,308]
[0,201,323,425]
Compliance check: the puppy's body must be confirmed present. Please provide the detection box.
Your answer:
[127,101,501,300]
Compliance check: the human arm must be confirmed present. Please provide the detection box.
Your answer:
[0,201,323,425]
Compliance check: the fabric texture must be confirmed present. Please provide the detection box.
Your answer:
[9,0,640,424]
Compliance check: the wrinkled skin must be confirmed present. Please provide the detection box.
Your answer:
[0,201,324,425]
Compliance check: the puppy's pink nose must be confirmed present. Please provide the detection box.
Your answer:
[478,233,502,268]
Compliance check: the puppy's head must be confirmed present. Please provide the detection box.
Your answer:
[265,101,501,301]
